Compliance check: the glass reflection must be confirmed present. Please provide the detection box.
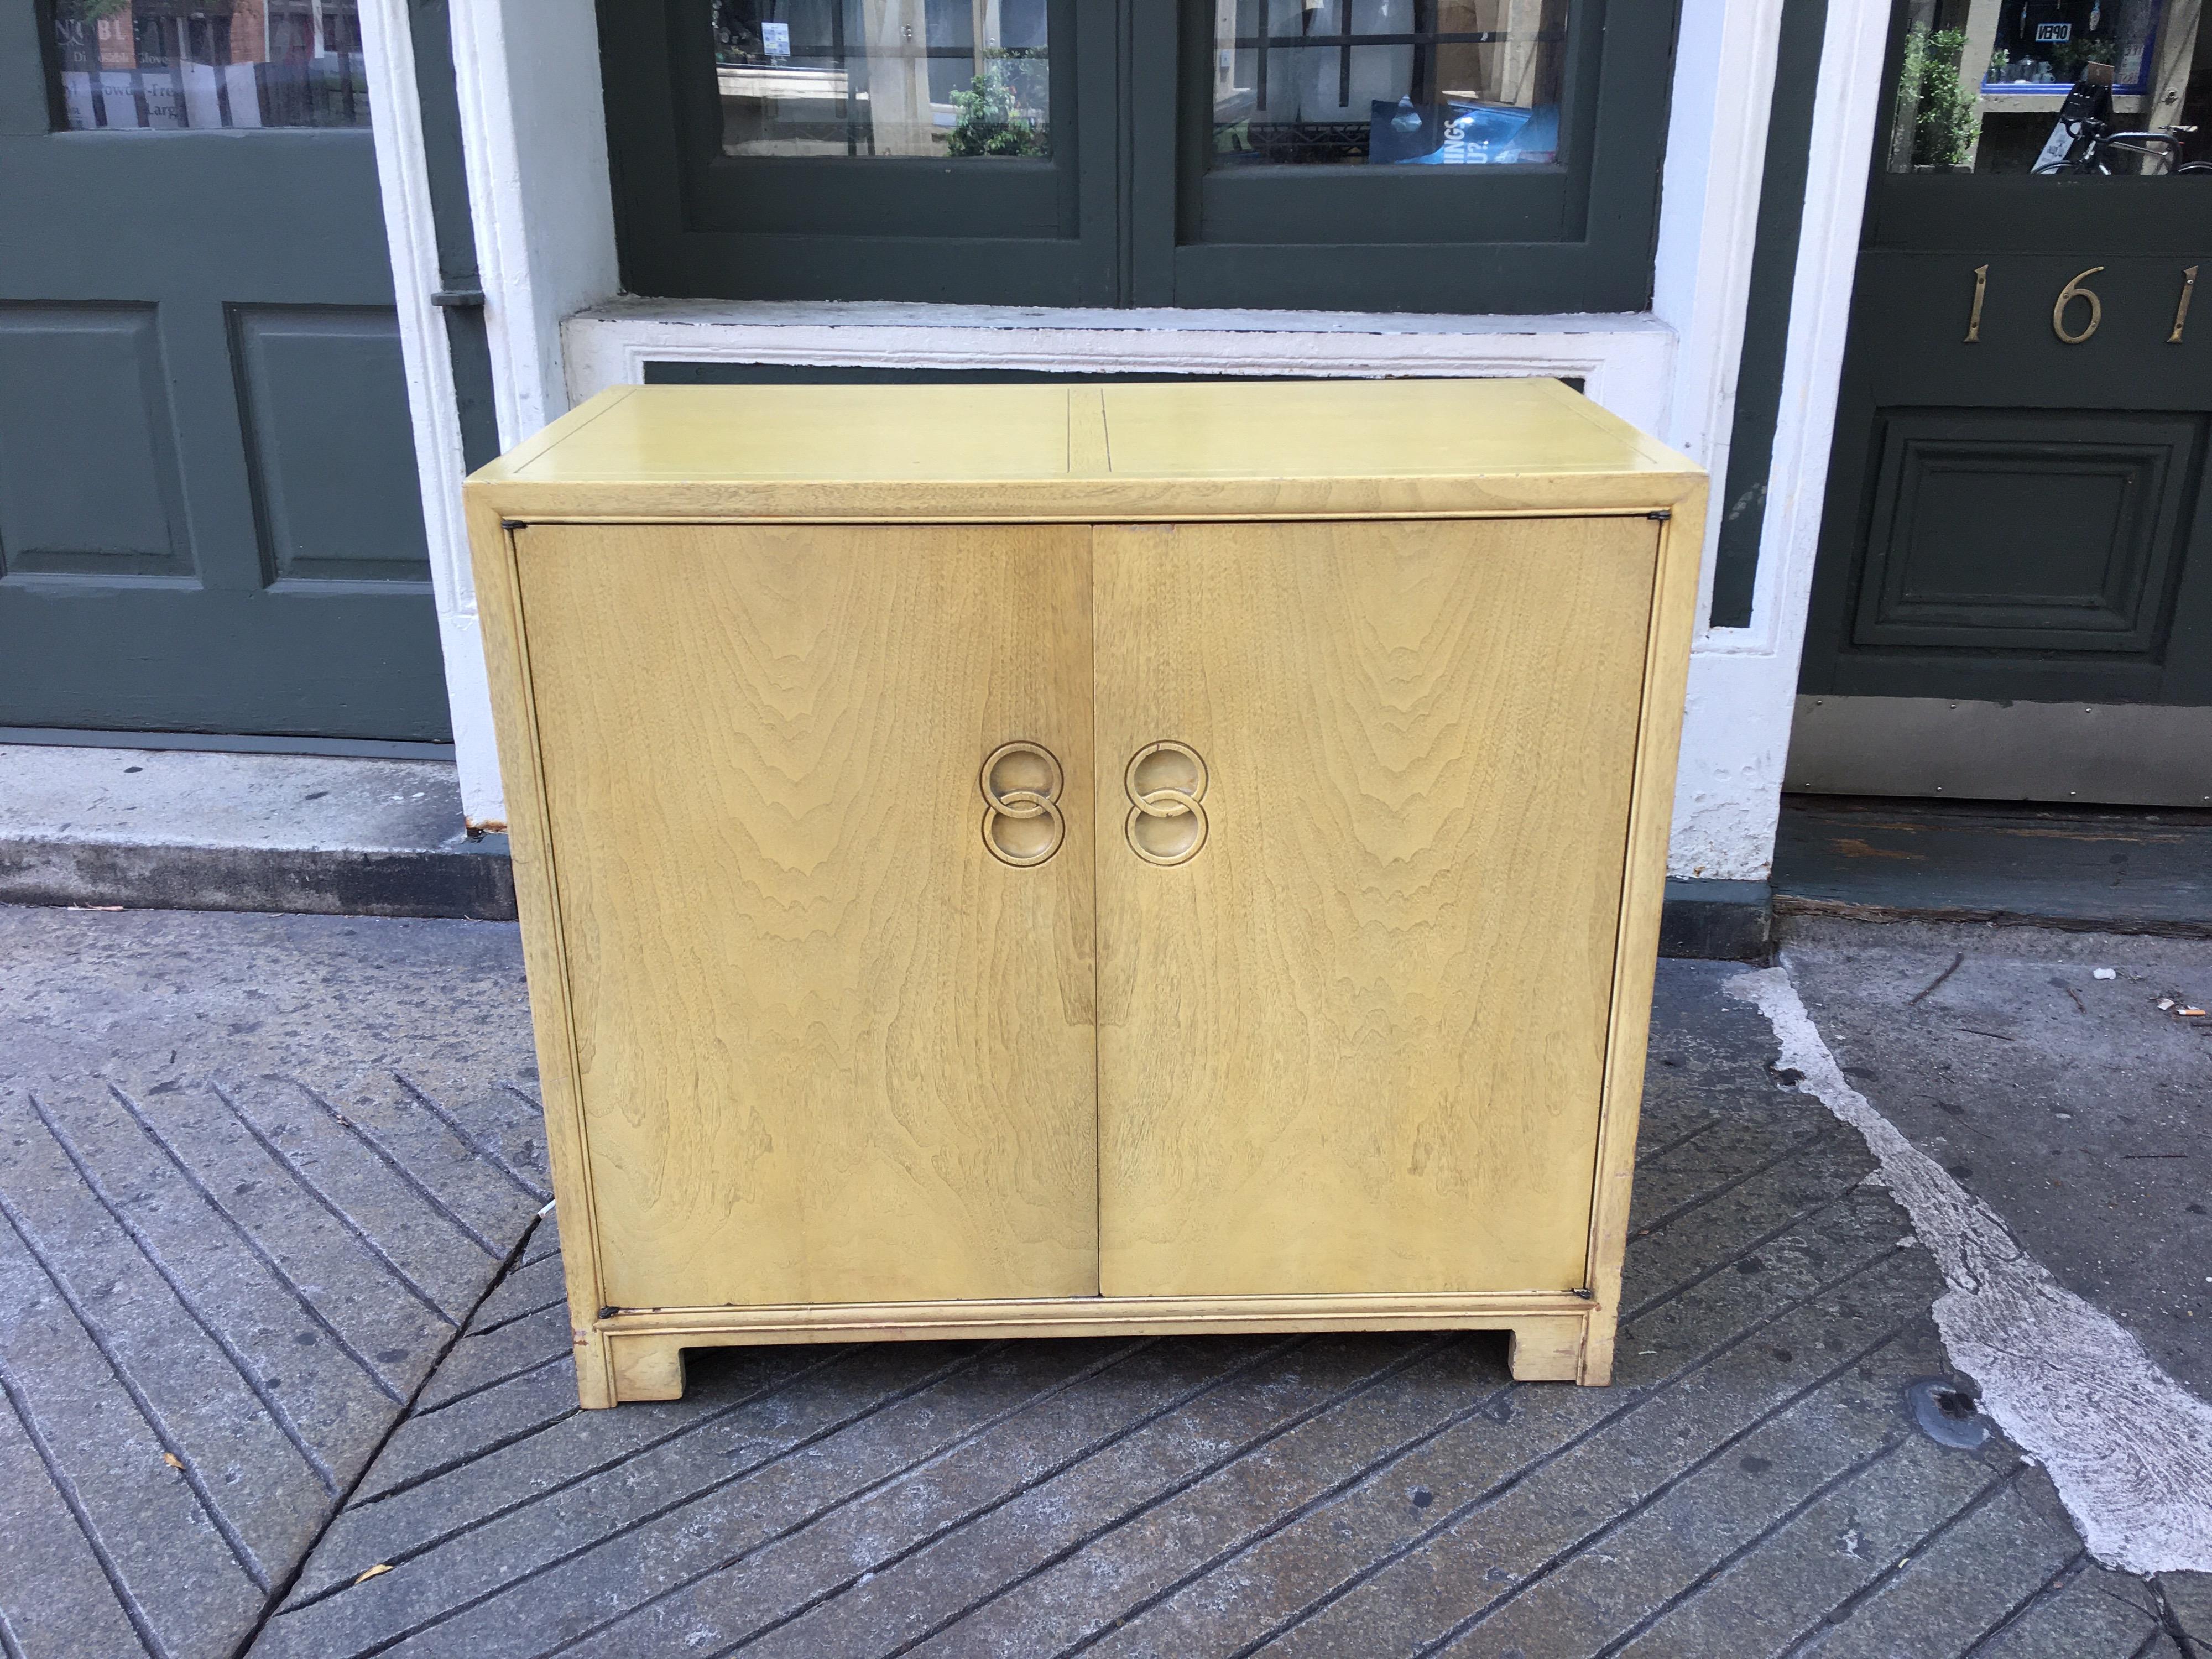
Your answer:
[51,1,370,132]
[1887,0,2212,174]
[1209,0,1568,169]
[713,0,1050,159]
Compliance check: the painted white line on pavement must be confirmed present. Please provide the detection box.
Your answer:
[1727,965,2212,1575]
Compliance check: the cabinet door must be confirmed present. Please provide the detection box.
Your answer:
[514,522,1097,1310]
[1094,517,1658,1297]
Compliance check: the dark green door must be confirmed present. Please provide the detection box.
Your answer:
[1792,0,2212,805]
[0,1,450,742]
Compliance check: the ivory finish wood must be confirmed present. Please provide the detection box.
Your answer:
[512,521,1099,1313]
[1093,517,1657,1298]
[1580,496,1707,1387]
[466,379,1704,526]
[465,379,1706,1405]
[593,1297,1595,1401]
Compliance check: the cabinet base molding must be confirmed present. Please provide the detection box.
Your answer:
[575,1293,1613,1407]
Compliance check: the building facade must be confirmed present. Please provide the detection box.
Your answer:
[3,0,2205,892]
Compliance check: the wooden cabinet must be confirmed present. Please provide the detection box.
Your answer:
[466,379,1705,1408]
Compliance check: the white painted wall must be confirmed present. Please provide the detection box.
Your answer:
[440,2,618,823]
[447,3,621,451]
[358,0,486,806]
[1666,0,1891,881]
[412,0,1879,879]
[366,0,618,826]
[563,302,1679,430]
[1650,0,1785,615]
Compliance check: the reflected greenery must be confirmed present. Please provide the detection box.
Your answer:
[1900,24,1980,167]
[947,59,1048,158]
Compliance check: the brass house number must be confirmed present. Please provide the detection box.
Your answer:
[2053,267,2104,343]
[1965,263,2201,345]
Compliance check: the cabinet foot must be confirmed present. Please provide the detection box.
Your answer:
[605,1333,688,1405]
[572,1326,615,1410]
[1576,1319,1616,1386]
[1506,1319,1589,1384]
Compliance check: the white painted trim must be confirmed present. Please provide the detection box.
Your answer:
[432,0,621,826]
[1651,0,1786,641]
[446,8,532,450]
[356,0,504,822]
[448,2,621,448]
[563,300,1679,432]
[1739,0,1890,658]
[436,612,503,828]
[1667,0,1890,881]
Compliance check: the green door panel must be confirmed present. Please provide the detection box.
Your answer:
[1801,3,2212,732]
[1803,251,2212,710]
[0,33,450,741]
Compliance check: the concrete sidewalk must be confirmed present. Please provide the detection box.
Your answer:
[0,905,546,1659]
[1,902,2206,1658]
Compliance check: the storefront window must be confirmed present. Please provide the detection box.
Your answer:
[50,0,371,132]
[713,0,1049,158]
[1985,0,2159,91]
[1884,0,2209,174]
[1209,0,1567,169]
[602,0,1673,310]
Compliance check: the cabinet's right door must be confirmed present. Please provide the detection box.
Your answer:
[1094,516,1659,1297]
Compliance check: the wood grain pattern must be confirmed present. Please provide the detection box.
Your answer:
[1576,497,1709,1384]
[1093,517,1658,1298]
[512,521,1099,1311]
[464,379,1705,528]
[467,491,620,1406]
[491,380,1685,484]
[1094,379,1683,478]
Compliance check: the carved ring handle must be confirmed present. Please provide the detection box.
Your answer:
[979,741,1066,868]
[1124,741,1209,867]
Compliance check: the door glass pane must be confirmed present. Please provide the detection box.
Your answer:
[714,1,1050,158]
[52,1,371,131]
[1884,0,2210,174]
[1208,0,1568,168]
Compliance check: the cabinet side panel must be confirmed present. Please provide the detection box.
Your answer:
[1095,516,1658,1298]
[1580,491,1708,1384]
[467,489,611,1404]
[513,521,1098,1310]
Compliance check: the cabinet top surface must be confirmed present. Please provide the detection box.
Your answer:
[469,379,1701,518]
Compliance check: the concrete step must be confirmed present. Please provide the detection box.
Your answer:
[1773,795,2212,939]
[0,745,514,921]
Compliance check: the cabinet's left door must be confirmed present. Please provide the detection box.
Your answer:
[510,521,1098,1310]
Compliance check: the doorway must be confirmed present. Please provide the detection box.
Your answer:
[0,0,450,744]
[1790,0,2212,808]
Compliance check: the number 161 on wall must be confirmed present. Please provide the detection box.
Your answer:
[1964,263,2198,344]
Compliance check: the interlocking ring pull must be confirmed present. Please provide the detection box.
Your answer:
[979,741,1065,868]
[1124,741,1209,867]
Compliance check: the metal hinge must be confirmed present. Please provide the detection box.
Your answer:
[1647,509,1673,522]
[432,286,487,309]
